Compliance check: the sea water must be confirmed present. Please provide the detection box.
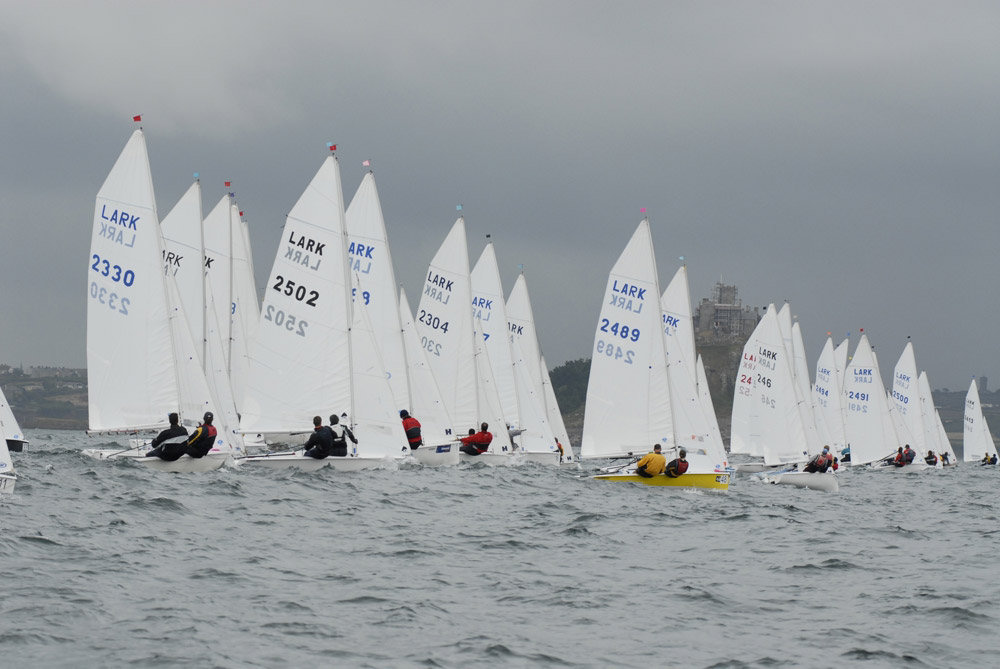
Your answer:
[1,430,997,668]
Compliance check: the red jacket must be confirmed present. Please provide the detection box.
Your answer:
[402,416,422,446]
[460,430,493,453]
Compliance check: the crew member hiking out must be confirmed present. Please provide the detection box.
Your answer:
[303,416,335,459]
[329,414,358,457]
[400,410,422,450]
[145,412,188,459]
[184,412,218,458]
[460,423,493,456]
[803,446,833,473]
[635,444,666,478]
[665,449,689,478]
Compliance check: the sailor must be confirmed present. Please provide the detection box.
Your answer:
[924,450,938,466]
[400,410,423,450]
[183,412,218,458]
[145,412,188,459]
[831,457,840,471]
[329,414,358,457]
[841,444,851,463]
[984,452,999,466]
[803,446,833,473]
[635,444,667,478]
[555,438,565,462]
[902,444,916,465]
[303,415,335,459]
[459,422,493,455]
[665,449,689,478]
[941,452,951,466]
[893,446,906,467]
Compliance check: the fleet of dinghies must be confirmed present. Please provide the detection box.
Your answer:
[0,126,986,494]
[78,127,571,474]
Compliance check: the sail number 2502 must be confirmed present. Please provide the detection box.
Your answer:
[272,275,319,306]
[264,305,308,337]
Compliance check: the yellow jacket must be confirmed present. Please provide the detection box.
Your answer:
[635,451,666,475]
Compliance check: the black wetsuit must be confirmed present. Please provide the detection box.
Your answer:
[145,424,189,459]
[184,424,218,458]
[303,426,335,459]
[330,424,357,457]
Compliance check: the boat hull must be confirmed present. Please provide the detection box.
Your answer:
[237,453,388,471]
[0,473,15,495]
[593,472,730,490]
[82,448,229,473]
[765,471,839,492]
[522,451,561,466]
[411,443,460,466]
[459,451,520,466]
[6,439,26,453]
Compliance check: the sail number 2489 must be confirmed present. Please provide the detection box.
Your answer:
[596,339,634,364]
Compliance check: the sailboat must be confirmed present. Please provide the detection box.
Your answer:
[238,150,399,471]
[963,378,997,464]
[0,383,27,453]
[582,219,728,490]
[506,273,573,464]
[413,218,515,465]
[917,371,957,465]
[398,287,459,465]
[0,436,14,495]
[842,334,901,468]
[83,129,235,473]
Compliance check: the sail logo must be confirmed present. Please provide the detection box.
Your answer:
[508,322,524,336]
[472,296,493,321]
[757,347,777,360]
[286,231,324,271]
[97,204,138,247]
[662,314,680,330]
[347,241,374,274]
[424,271,453,304]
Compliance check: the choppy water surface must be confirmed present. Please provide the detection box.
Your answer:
[1,431,997,668]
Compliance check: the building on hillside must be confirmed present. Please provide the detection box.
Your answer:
[693,281,761,344]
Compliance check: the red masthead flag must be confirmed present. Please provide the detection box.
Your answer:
[224,181,231,188]
[132,115,142,122]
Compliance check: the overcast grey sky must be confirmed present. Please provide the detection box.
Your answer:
[1,1,998,390]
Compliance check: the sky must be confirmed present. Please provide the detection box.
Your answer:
[1,1,999,391]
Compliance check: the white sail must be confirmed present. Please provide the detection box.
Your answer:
[743,307,811,465]
[696,354,725,464]
[349,280,410,458]
[471,241,519,426]
[345,172,410,409]
[812,337,846,452]
[843,335,899,465]
[790,321,823,456]
[202,195,235,368]
[507,274,572,449]
[731,307,770,457]
[963,379,996,462]
[918,371,954,463]
[539,354,573,457]
[834,338,850,390]
[661,266,724,466]
[0,384,26,451]
[398,288,453,441]
[200,288,245,454]
[414,218,476,432]
[160,181,206,363]
[240,155,352,434]
[87,130,178,432]
[473,317,514,453]
[889,341,924,452]
[228,202,258,413]
[581,219,671,459]
[510,336,557,455]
